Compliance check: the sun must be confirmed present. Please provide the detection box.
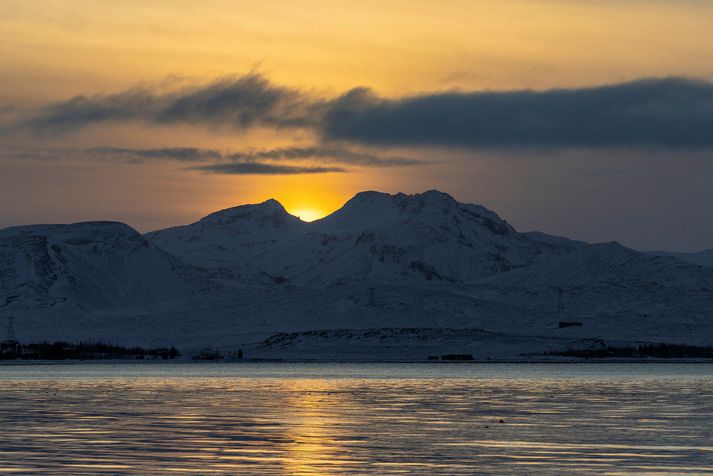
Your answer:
[273,181,346,223]
[290,208,324,222]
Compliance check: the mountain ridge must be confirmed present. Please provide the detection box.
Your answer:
[0,220,195,312]
[146,190,552,284]
[2,190,712,358]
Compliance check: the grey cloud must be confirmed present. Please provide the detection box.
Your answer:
[85,147,222,163]
[0,145,417,175]
[15,75,713,150]
[153,76,311,128]
[191,162,344,175]
[0,147,221,164]
[226,146,422,167]
[322,78,713,149]
[25,89,157,132]
[21,74,312,133]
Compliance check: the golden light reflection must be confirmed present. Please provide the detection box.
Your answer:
[281,379,358,474]
[1,376,711,473]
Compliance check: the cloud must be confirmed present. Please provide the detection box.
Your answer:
[226,146,422,167]
[20,74,313,133]
[0,146,221,164]
[84,147,222,163]
[321,78,713,149]
[191,162,344,175]
[14,75,713,150]
[0,145,418,175]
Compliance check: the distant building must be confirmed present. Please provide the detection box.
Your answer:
[0,339,21,356]
[440,354,474,361]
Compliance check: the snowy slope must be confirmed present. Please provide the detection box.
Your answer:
[150,190,706,290]
[277,190,548,284]
[145,199,306,269]
[0,221,193,312]
[484,241,713,289]
[140,191,550,284]
[522,231,589,250]
[646,249,713,267]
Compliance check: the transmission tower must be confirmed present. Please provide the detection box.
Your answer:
[5,316,17,341]
[556,287,564,314]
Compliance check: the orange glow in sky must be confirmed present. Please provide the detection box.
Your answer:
[2,0,713,250]
[288,208,324,222]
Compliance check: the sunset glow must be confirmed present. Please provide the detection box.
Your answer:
[289,208,325,223]
[2,3,713,474]
[2,0,713,250]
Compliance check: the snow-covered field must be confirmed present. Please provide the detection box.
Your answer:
[2,190,712,359]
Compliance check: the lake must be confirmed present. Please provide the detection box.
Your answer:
[0,362,712,474]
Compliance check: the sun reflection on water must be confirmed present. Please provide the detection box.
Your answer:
[0,366,712,474]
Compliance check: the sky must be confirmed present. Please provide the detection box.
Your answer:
[1,0,713,251]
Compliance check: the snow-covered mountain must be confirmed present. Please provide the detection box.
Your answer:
[0,221,193,312]
[2,190,712,359]
[646,249,713,268]
[255,190,549,285]
[145,199,306,268]
[147,190,561,285]
[485,241,713,288]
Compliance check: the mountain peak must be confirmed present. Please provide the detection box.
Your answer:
[185,198,305,231]
[416,189,455,201]
[393,190,458,211]
[209,198,289,218]
[144,197,304,264]
[312,189,501,235]
[259,198,286,211]
[350,190,393,202]
[350,189,454,203]
[343,190,457,213]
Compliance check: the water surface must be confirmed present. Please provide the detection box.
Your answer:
[0,363,712,474]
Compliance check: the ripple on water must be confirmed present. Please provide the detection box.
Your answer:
[0,363,712,474]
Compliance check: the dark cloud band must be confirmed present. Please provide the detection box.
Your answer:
[12,75,713,150]
[226,146,421,167]
[191,162,344,175]
[0,145,416,175]
[20,74,312,133]
[323,78,713,149]
[86,147,222,162]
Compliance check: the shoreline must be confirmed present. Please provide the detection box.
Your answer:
[3,358,713,366]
